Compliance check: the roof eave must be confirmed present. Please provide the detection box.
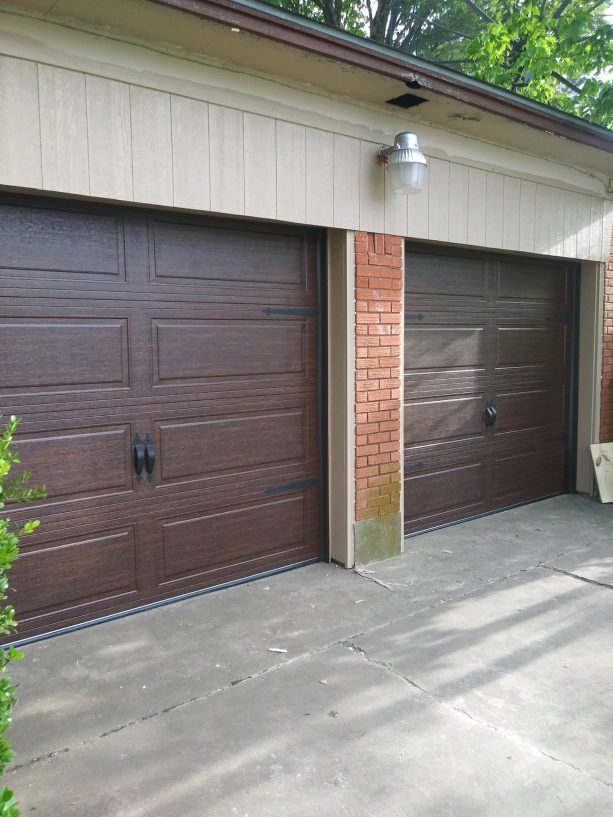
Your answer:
[149,0,613,154]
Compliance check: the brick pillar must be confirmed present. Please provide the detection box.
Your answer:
[600,232,613,442]
[354,231,403,563]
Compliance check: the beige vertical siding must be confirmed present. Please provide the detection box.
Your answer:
[0,49,610,261]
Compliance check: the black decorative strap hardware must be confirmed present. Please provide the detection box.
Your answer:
[404,462,424,472]
[144,434,156,482]
[263,307,318,317]
[405,312,424,321]
[265,477,319,495]
[133,434,145,483]
[544,434,569,444]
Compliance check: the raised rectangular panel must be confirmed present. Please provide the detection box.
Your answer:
[157,410,305,482]
[0,318,129,391]
[160,495,306,581]
[153,319,305,382]
[15,425,132,501]
[405,326,486,371]
[405,253,487,299]
[86,76,133,200]
[496,326,564,368]
[0,56,41,188]
[496,261,566,304]
[12,527,137,618]
[38,65,89,195]
[404,461,485,519]
[493,445,565,501]
[404,395,485,446]
[130,86,173,206]
[150,221,305,287]
[494,387,565,434]
[171,95,210,211]
[0,204,124,278]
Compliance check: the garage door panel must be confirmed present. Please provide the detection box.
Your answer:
[158,493,314,584]
[405,251,488,301]
[11,525,138,622]
[405,326,487,372]
[404,460,488,532]
[495,324,567,370]
[491,386,567,437]
[404,394,486,447]
[0,203,125,281]
[492,444,567,505]
[0,316,130,395]
[14,423,134,505]
[152,318,311,384]
[156,408,309,484]
[149,220,310,291]
[495,261,568,306]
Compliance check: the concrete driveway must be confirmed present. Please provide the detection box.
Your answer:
[5,494,613,816]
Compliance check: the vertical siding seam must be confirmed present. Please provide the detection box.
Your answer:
[83,72,91,196]
[170,93,176,207]
[128,84,136,204]
[36,63,45,189]
[241,109,246,216]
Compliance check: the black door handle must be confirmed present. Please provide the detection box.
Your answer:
[485,401,497,428]
[144,434,156,481]
[134,434,145,482]
[489,404,497,426]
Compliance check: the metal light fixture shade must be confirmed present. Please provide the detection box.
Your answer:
[378,132,427,194]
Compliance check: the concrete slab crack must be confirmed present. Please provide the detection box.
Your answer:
[342,640,613,792]
[540,565,613,591]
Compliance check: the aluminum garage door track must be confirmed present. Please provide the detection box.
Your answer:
[6,494,613,816]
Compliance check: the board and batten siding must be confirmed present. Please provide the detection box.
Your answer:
[0,49,611,261]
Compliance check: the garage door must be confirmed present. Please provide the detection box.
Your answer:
[404,244,575,535]
[1,199,322,639]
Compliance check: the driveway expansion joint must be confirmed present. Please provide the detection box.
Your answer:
[540,565,613,591]
[343,640,613,792]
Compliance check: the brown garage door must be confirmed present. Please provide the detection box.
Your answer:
[0,199,322,640]
[404,244,575,535]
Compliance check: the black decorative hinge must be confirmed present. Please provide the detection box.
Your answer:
[404,461,425,472]
[265,477,319,495]
[405,312,424,321]
[263,307,318,317]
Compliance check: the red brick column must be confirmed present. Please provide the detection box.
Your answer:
[600,232,613,442]
[354,232,403,562]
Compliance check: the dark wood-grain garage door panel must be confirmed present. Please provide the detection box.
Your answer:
[159,494,311,584]
[10,526,138,621]
[0,204,124,278]
[404,244,572,535]
[0,317,129,392]
[1,201,321,638]
[150,220,306,288]
[157,409,306,483]
[153,319,307,382]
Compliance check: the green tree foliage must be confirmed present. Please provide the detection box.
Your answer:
[266,0,613,127]
[0,416,45,817]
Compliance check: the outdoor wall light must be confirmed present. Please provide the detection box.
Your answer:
[377,132,427,194]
